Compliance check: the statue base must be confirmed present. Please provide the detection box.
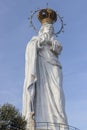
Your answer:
[27,122,79,130]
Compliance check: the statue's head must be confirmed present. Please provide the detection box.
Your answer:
[37,9,57,38]
[29,7,64,36]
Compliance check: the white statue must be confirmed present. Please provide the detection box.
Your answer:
[22,23,68,129]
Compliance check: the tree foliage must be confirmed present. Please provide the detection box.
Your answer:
[0,103,26,130]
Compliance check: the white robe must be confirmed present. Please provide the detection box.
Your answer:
[23,24,67,129]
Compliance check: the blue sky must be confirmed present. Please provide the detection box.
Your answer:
[0,0,87,130]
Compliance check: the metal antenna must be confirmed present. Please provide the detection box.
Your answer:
[46,2,48,8]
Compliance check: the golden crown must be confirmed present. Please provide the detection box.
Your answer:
[37,8,57,24]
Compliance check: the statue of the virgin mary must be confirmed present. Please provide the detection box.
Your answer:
[22,8,68,129]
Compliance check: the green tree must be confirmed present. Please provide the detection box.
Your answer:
[0,103,26,130]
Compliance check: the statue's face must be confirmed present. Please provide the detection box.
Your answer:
[43,24,54,35]
[39,24,54,36]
